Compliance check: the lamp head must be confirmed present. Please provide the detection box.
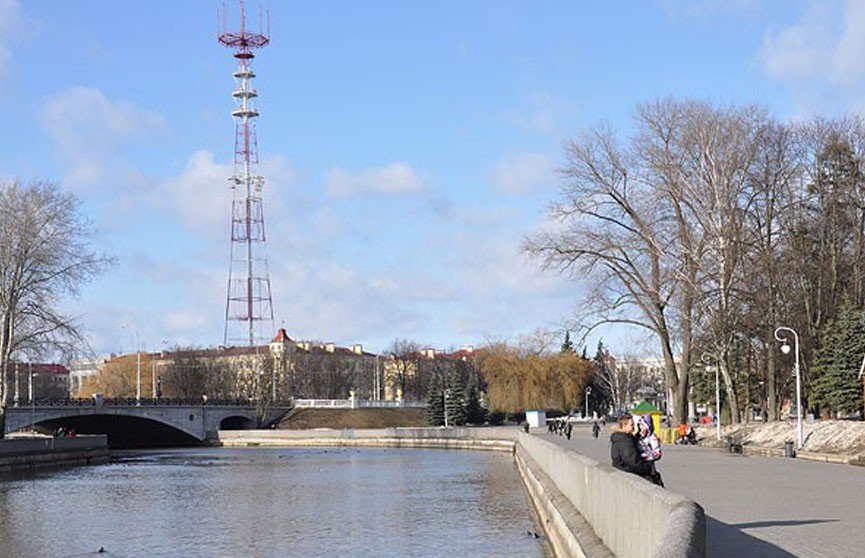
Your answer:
[781,343,791,355]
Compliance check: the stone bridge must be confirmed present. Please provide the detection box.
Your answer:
[4,399,291,448]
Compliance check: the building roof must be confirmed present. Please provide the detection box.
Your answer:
[10,363,70,375]
[271,328,292,343]
[631,400,662,414]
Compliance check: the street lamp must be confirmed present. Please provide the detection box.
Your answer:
[585,386,592,419]
[774,326,803,449]
[153,339,167,400]
[122,322,141,405]
[701,352,722,441]
[13,361,19,407]
[443,388,451,428]
[373,354,378,401]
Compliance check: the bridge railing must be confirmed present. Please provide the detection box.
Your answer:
[294,399,426,409]
[13,398,294,408]
[14,397,422,409]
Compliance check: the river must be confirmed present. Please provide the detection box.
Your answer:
[0,447,550,557]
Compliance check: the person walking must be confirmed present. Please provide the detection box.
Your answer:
[610,414,655,482]
[592,420,600,439]
[677,421,688,444]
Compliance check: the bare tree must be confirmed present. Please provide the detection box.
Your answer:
[593,352,645,413]
[0,180,111,432]
[524,115,694,423]
[386,338,422,400]
[674,101,768,423]
[743,120,802,421]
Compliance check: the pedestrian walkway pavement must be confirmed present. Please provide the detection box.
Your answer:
[541,425,864,558]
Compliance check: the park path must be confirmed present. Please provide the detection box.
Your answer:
[540,424,863,557]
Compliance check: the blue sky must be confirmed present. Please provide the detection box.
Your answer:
[2,0,864,358]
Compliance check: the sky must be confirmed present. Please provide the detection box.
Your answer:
[2,0,865,359]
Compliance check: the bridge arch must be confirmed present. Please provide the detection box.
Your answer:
[219,414,258,430]
[4,403,290,449]
[33,413,201,449]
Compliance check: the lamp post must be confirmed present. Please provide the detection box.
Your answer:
[122,323,142,405]
[774,326,803,449]
[374,353,382,401]
[14,361,19,407]
[701,352,722,441]
[153,340,167,400]
[585,386,592,419]
[443,388,451,428]
[29,361,34,433]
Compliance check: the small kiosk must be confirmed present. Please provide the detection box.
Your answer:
[525,409,547,429]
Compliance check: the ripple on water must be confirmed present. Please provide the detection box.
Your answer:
[0,447,549,558]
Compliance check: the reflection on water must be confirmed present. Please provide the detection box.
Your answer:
[0,447,549,558]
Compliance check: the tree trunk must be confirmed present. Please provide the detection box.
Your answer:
[720,360,740,423]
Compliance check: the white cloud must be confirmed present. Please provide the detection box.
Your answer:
[266,256,436,347]
[493,153,554,196]
[325,162,424,199]
[0,0,37,85]
[445,221,575,342]
[758,2,835,83]
[39,86,166,187]
[160,149,233,235]
[758,1,865,98]
[832,1,865,87]
[104,148,300,242]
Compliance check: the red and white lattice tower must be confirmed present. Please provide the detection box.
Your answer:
[218,1,274,347]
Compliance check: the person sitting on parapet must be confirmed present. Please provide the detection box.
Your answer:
[610,413,654,481]
[636,415,664,487]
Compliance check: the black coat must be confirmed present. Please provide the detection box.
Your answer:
[610,430,653,477]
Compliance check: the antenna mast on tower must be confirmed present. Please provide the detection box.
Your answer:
[218,0,274,347]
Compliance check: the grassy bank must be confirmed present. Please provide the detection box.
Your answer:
[275,408,428,430]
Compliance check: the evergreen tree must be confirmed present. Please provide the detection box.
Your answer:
[425,378,445,426]
[588,340,613,415]
[445,371,468,426]
[561,330,575,353]
[811,302,865,417]
[464,388,487,425]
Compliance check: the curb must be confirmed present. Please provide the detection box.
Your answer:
[702,441,865,466]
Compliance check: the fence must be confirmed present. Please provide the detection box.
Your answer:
[293,398,425,409]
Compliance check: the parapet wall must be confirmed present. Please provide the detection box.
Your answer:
[516,433,705,558]
[216,428,705,558]
[217,426,517,452]
[0,435,109,474]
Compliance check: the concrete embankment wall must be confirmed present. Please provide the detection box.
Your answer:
[517,433,705,558]
[217,426,518,452]
[0,435,109,474]
[216,429,704,558]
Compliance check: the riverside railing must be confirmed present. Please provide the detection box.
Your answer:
[17,398,290,408]
[293,398,425,409]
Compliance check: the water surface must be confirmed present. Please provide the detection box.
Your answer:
[0,447,549,557]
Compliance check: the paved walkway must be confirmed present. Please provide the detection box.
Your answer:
[540,424,863,558]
